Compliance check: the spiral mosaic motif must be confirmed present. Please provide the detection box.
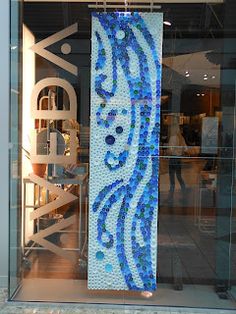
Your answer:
[89,12,163,291]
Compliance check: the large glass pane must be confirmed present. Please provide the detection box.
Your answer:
[214,0,236,300]
[9,0,236,310]
[9,0,22,297]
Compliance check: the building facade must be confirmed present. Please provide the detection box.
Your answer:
[0,0,236,311]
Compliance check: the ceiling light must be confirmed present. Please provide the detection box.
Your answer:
[163,21,171,26]
[185,70,190,77]
[211,75,216,79]
[11,46,17,50]
[201,93,205,96]
[204,74,208,77]
[204,77,208,80]
[197,93,200,97]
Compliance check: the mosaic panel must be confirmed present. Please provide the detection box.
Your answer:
[89,12,163,291]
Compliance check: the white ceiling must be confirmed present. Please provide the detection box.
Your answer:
[163,51,220,87]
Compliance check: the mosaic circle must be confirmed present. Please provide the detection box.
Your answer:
[116,126,123,134]
[96,251,104,261]
[105,264,113,273]
[105,135,115,145]
[116,30,126,40]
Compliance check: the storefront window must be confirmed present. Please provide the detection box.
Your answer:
[9,0,236,309]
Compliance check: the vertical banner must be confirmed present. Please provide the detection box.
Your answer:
[89,12,163,291]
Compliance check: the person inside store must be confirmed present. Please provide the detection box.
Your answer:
[167,117,187,202]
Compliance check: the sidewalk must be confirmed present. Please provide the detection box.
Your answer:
[1,289,235,314]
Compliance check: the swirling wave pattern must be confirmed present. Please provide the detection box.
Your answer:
[89,12,163,291]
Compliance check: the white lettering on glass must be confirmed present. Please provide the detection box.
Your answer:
[31,77,77,120]
[31,23,78,76]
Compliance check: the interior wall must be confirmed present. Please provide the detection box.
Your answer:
[0,0,9,288]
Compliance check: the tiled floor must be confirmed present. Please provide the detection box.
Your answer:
[0,287,235,314]
[12,279,236,309]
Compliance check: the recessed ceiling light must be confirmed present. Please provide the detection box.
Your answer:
[11,46,17,50]
[185,73,190,77]
[211,75,216,79]
[204,74,208,77]
[163,21,171,26]
[204,77,208,80]
[201,93,205,96]
[197,93,200,97]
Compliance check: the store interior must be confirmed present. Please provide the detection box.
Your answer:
[11,0,236,309]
